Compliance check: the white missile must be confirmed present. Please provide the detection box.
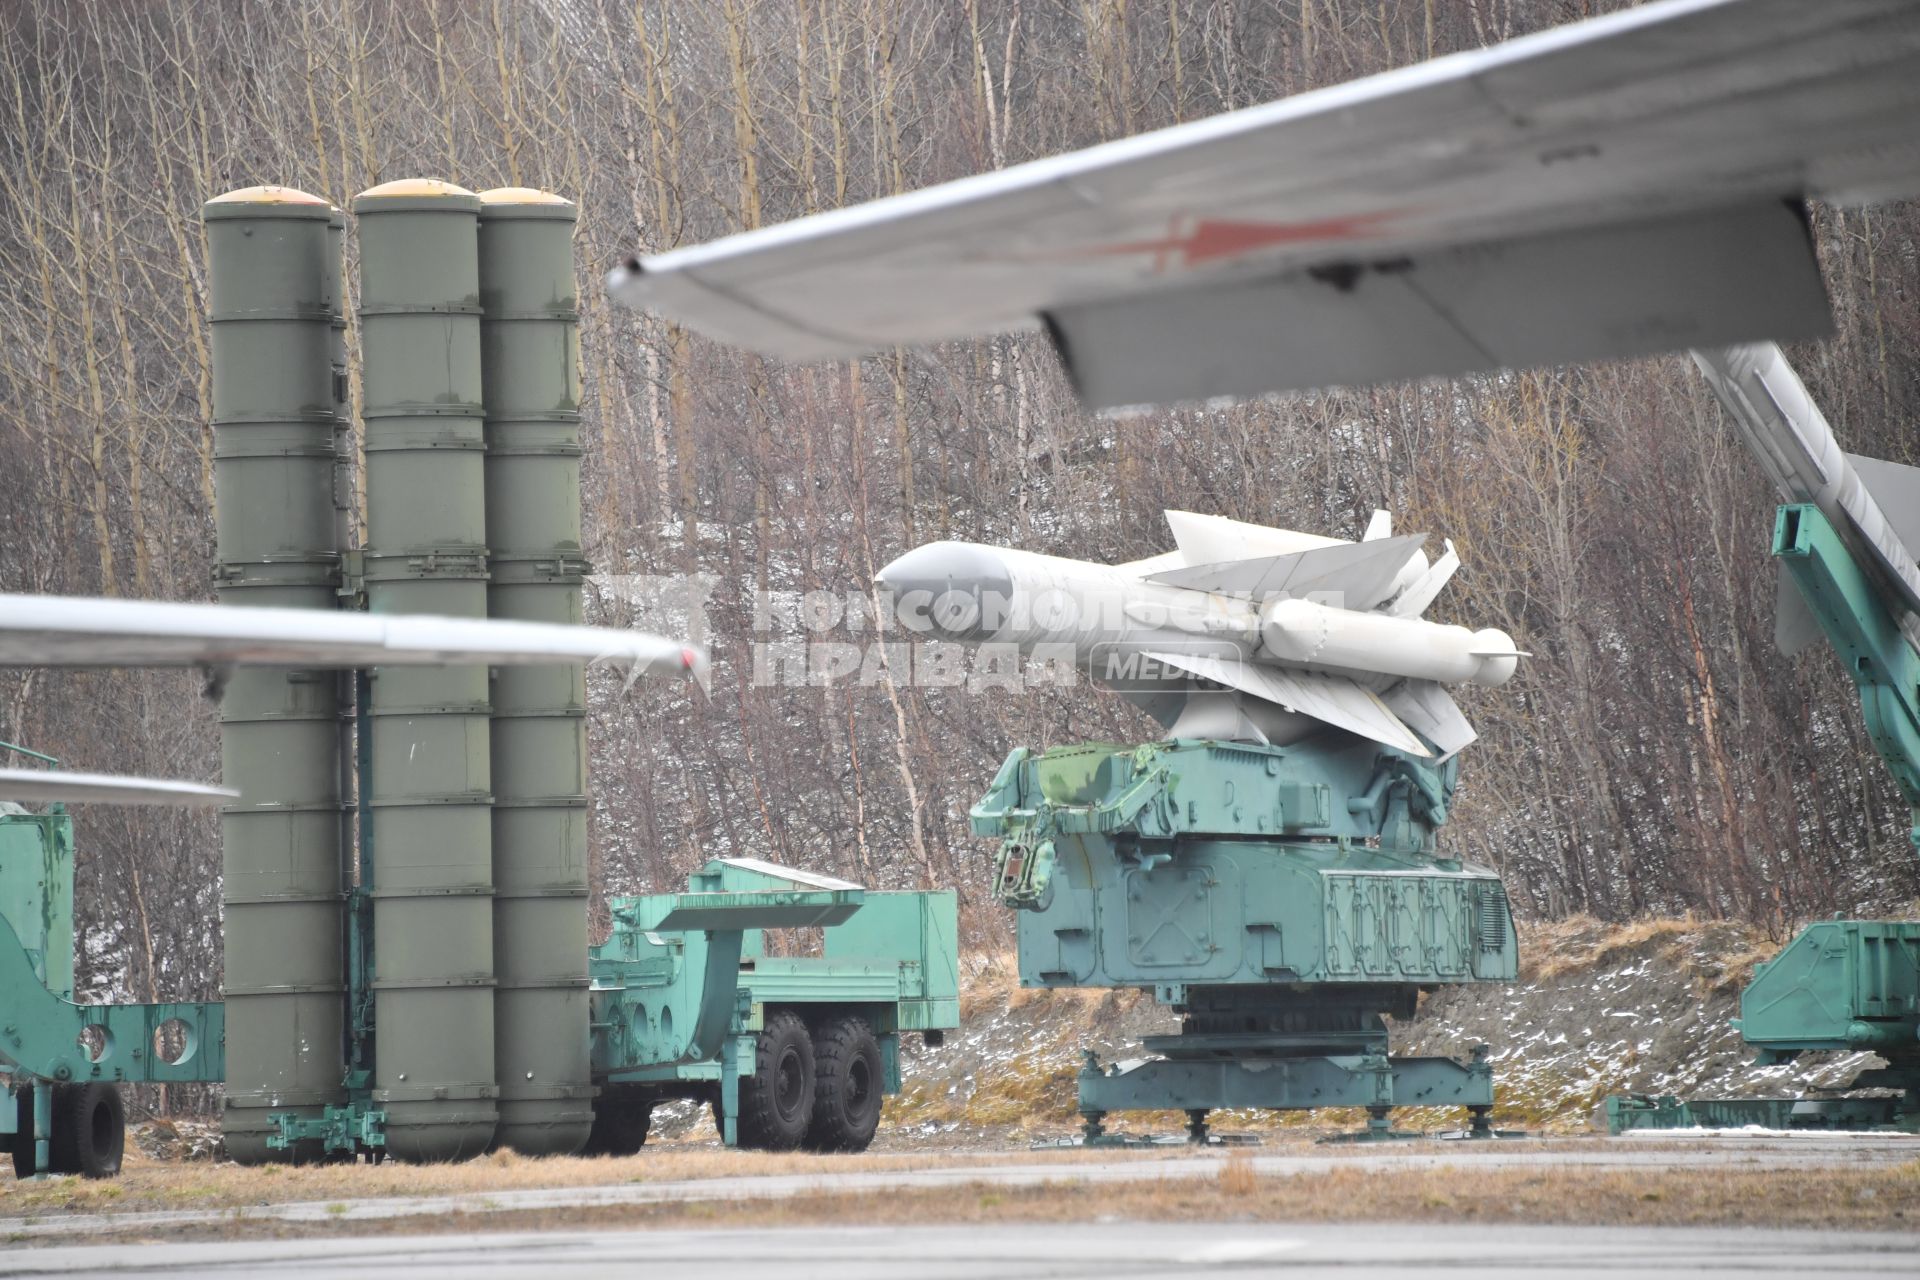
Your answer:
[876,510,1518,759]
[1692,343,1920,654]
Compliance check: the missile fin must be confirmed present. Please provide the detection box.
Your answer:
[1107,685,1189,729]
[1381,680,1477,761]
[1114,549,1188,577]
[1146,533,1427,609]
[1163,509,1345,567]
[1143,650,1429,756]
[1166,692,1272,744]
[1846,452,1920,603]
[1387,538,1461,618]
[1362,510,1392,541]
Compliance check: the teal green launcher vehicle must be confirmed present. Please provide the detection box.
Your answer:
[974,736,1515,1141]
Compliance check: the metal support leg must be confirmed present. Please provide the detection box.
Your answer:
[32,1083,50,1178]
[1081,1109,1106,1142]
[720,1039,741,1148]
[1185,1108,1210,1145]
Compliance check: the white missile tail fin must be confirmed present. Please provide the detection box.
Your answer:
[1362,510,1392,541]
[1114,549,1189,579]
[1108,685,1190,729]
[1846,453,1920,574]
[1166,692,1273,745]
[1145,534,1426,609]
[1387,538,1461,618]
[1143,651,1429,757]
[1163,510,1340,567]
[1380,681,1477,761]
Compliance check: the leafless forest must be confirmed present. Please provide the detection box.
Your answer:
[1,0,1916,1018]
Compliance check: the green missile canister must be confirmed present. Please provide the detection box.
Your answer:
[352,179,498,1163]
[202,186,349,1165]
[476,187,595,1156]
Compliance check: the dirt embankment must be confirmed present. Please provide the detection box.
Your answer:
[884,917,1885,1142]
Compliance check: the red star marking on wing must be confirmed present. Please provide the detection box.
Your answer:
[1071,211,1405,271]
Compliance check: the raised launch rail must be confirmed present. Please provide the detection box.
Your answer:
[1605,346,1920,1133]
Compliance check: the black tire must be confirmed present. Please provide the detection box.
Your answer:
[806,1015,884,1153]
[735,1010,814,1151]
[50,1084,124,1178]
[582,1092,652,1157]
[10,1089,36,1178]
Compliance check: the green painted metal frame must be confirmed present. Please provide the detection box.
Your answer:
[1772,505,1920,836]
[1606,1092,1908,1134]
[588,860,960,1146]
[973,738,1514,1140]
[1738,920,1920,1057]
[0,805,225,1175]
[1078,1047,1494,1142]
[1734,508,1920,1126]
[0,914,225,1089]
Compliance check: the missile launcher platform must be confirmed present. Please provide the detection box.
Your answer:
[975,737,1515,1140]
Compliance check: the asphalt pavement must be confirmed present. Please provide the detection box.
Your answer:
[2,1221,1914,1278]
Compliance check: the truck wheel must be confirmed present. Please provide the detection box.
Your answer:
[806,1015,884,1152]
[582,1093,652,1157]
[736,1010,814,1150]
[51,1084,124,1178]
[10,1090,35,1178]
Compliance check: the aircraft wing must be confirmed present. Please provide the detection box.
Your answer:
[608,0,1920,408]
[0,594,704,678]
[0,767,237,808]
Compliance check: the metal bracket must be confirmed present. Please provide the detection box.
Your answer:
[267,1101,387,1155]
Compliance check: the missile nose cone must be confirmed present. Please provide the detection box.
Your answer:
[1469,628,1522,686]
[607,256,650,308]
[876,542,1014,642]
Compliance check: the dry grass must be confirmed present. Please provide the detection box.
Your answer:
[1217,1152,1257,1195]
[1516,915,1799,1000]
[0,1141,1222,1219]
[10,1157,1916,1246]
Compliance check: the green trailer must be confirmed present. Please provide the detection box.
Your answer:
[587,858,959,1153]
[0,803,225,1178]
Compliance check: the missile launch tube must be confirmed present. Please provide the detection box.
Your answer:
[354,179,498,1163]
[477,188,595,1156]
[1692,343,1920,630]
[203,186,348,1164]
